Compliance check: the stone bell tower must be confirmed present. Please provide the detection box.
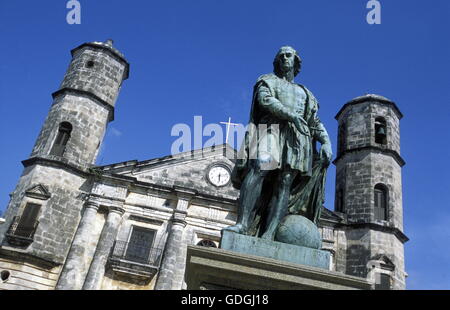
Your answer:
[333,94,408,289]
[0,40,129,290]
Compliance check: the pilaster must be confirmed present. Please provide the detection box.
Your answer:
[56,201,99,290]
[82,206,125,290]
[154,188,195,290]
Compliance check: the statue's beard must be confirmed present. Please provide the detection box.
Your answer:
[279,66,295,81]
[281,62,292,71]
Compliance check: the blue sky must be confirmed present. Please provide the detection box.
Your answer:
[0,0,449,289]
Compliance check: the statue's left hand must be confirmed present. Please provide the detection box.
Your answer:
[319,143,333,167]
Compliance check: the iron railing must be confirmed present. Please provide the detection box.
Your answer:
[6,216,39,239]
[110,240,163,267]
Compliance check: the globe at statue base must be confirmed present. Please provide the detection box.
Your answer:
[275,215,322,249]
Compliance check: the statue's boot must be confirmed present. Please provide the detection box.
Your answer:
[224,166,265,236]
[222,223,246,234]
[260,226,277,240]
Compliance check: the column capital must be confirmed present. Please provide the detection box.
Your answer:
[175,199,190,212]
[108,206,125,215]
[173,186,196,212]
[171,211,187,227]
[84,201,100,211]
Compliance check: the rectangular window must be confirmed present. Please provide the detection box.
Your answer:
[17,203,41,237]
[125,226,156,264]
[50,123,72,156]
[374,189,387,221]
[336,189,344,213]
[374,189,384,208]
[338,123,347,155]
[50,131,70,156]
[375,273,391,290]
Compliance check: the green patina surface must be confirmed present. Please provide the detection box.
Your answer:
[220,231,330,270]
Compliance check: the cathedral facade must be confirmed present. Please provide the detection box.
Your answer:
[0,41,408,290]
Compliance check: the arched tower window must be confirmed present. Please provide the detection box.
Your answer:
[338,122,347,155]
[335,189,344,213]
[375,117,387,145]
[197,240,217,248]
[50,122,72,156]
[374,184,388,221]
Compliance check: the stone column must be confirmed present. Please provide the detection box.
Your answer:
[56,202,99,290]
[155,189,195,290]
[320,227,336,271]
[82,206,124,290]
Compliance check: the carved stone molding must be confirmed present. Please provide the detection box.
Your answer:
[172,211,188,227]
[84,201,100,211]
[108,206,126,215]
[25,184,51,201]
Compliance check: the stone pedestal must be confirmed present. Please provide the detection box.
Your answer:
[185,245,371,290]
[220,231,330,270]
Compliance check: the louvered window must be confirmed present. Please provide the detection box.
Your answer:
[374,184,388,221]
[50,122,72,156]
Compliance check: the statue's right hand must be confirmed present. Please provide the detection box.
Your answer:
[293,117,310,136]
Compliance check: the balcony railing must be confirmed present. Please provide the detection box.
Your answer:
[5,216,39,246]
[107,240,163,281]
[110,240,163,267]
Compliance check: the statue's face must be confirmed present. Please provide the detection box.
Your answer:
[277,47,296,73]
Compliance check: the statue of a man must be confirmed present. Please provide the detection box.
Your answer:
[224,46,332,240]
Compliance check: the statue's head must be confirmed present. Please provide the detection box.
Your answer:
[273,46,302,77]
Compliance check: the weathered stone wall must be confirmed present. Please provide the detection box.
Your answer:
[55,205,106,290]
[337,151,373,222]
[334,229,348,274]
[101,268,159,290]
[336,98,403,224]
[0,165,88,264]
[372,154,403,229]
[83,150,239,290]
[0,40,129,291]
[30,42,128,167]
[334,96,406,289]
[338,103,372,152]
[337,100,401,154]
[345,228,372,278]
[97,211,170,290]
[0,256,61,290]
[125,191,176,214]
[335,152,403,228]
[128,150,239,201]
[367,231,406,289]
[61,44,128,107]
[341,228,406,289]
[30,93,110,166]
[188,203,236,226]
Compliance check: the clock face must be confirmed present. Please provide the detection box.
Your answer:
[207,165,231,187]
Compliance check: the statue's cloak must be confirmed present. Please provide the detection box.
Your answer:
[231,74,327,233]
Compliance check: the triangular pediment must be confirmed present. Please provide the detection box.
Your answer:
[319,207,345,224]
[371,254,395,270]
[25,184,51,200]
[97,144,239,199]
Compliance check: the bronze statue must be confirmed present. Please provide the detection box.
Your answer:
[224,46,332,241]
